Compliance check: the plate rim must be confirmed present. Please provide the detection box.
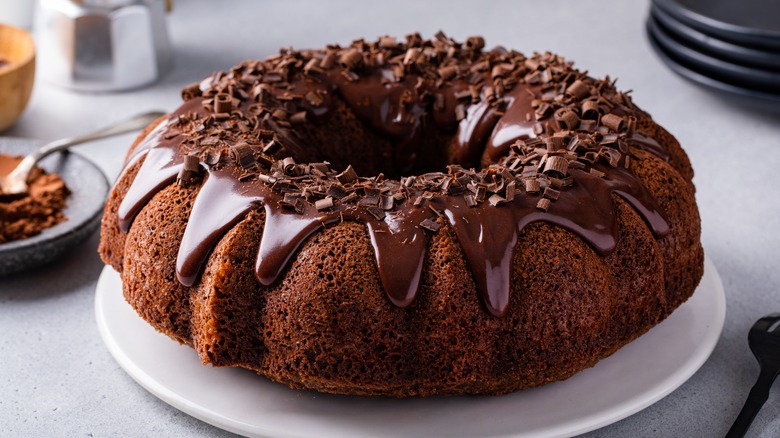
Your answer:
[651,5,780,70]
[647,15,780,90]
[647,19,780,107]
[96,257,725,438]
[652,0,780,49]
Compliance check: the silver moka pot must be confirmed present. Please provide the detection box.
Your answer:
[36,0,172,92]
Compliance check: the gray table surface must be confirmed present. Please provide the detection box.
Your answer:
[2,1,779,437]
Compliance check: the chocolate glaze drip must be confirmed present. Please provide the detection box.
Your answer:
[484,85,536,161]
[174,163,432,306]
[116,38,671,317]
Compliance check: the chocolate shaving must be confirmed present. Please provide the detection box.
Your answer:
[231,145,256,169]
[525,178,540,193]
[438,65,458,80]
[339,48,363,70]
[601,113,625,132]
[419,218,441,232]
[214,93,232,113]
[263,139,280,154]
[320,51,337,69]
[281,157,296,174]
[555,108,579,130]
[536,198,551,211]
[366,206,386,220]
[181,82,202,100]
[304,58,322,75]
[305,91,324,106]
[488,194,505,206]
[543,156,568,177]
[581,99,600,119]
[335,165,358,185]
[543,187,560,200]
[589,168,605,178]
[379,36,398,48]
[290,111,307,125]
[566,80,590,100]
[466,36,485,50]
[176,155,203,187]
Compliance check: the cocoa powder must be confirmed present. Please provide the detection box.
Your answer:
[0,154,70,243]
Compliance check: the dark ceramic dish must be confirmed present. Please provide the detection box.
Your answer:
[647,19,780,112]
[652,5,780,70]
[653,0,780,51]
[0,137,109,275]
[648,15,780,93]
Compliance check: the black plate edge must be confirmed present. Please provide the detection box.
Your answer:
[646,19,780,111]
[648,15,780,92]
[652,0,780,51]
[651,5,780,70]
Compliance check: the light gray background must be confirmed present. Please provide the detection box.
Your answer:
[2,1,779,436]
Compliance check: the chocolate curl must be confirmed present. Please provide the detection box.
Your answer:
[466,36,485,50]
[488,194,506,206]
[566,80,590,100]
[315,197,334,211]
[599,147,622,167]
[231,145,256,170]
[281,157,296,175]
[177,155,203,187]
[491,65,507,80]
[303,58,321,75]
[272,109,288,121]
[181,82,202,101]
[403,48,421,65]
[626,115,637,135]
[543,187,560,200]
[555,108,580,130]
[581,99,600,119]
[339,48,363,70]
[290,111,307,125]
[525,178,540,193]
[536,198,551,211]
[366,206,386,220]
[543,156,569,177]
[602,113,625,132]
[320,51,337,69]
[305,90,324,107]
[438,65,458,80]
[335,165,358,185]
[378,36,398,48]
[419,218,441,232]
[214,93,232,113]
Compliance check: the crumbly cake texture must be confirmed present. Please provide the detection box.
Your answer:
[99,33,703,397]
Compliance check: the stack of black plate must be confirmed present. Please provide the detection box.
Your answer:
[647,0,780,110]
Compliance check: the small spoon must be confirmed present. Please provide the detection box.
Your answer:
[0,111,165,196]
[726,314,780,438]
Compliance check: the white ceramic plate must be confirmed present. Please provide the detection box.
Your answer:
[95,257,725,438]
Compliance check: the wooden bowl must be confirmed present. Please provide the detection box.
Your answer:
[0,24,35,132]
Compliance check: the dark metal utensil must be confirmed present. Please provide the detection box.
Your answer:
[726,314,780,438]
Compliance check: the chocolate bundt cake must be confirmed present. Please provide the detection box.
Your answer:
[99,33,703,397]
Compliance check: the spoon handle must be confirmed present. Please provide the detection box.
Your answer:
[726,367,778,438]
[8,111,166,182]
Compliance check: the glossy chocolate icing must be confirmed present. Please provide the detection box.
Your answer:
[116,36,670,317]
